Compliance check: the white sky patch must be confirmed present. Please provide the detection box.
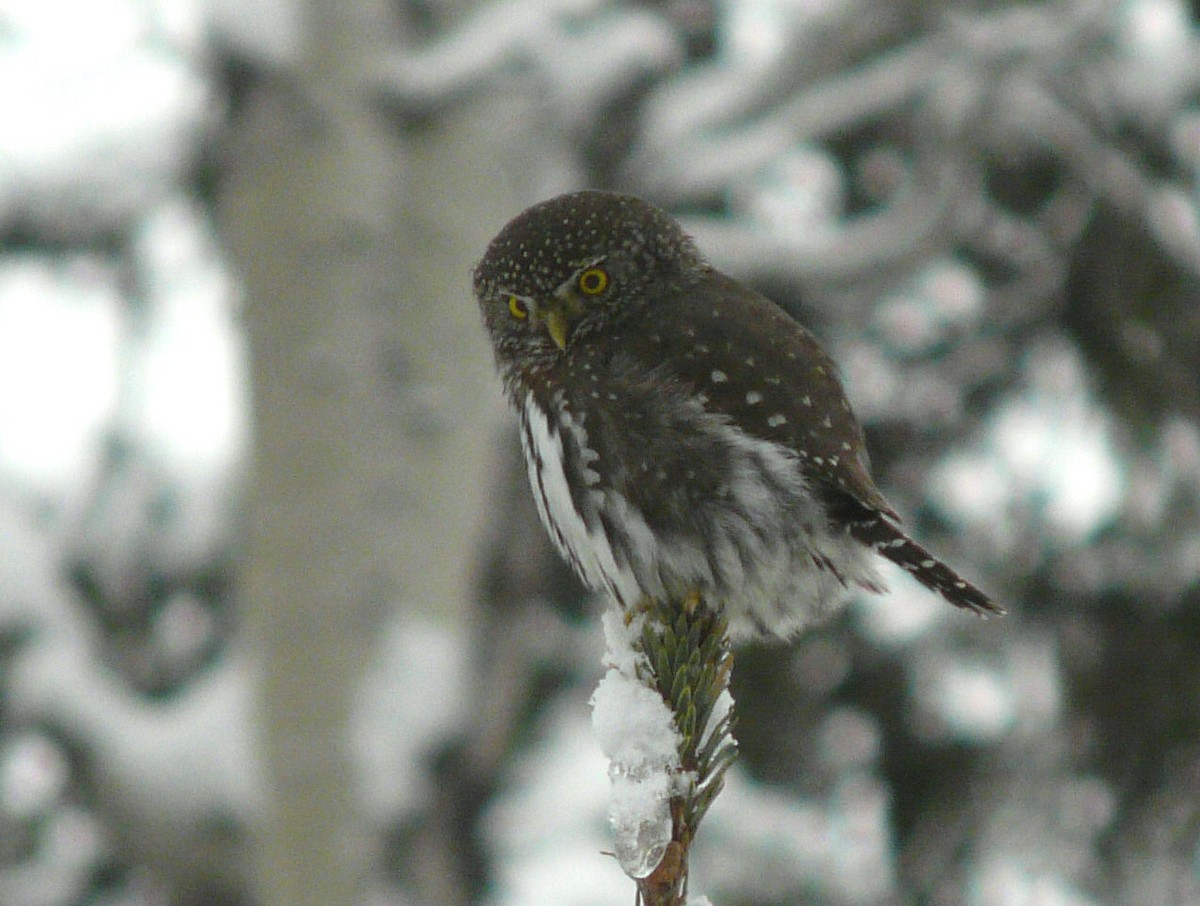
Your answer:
[0,0,143,55]
[483,697,625,906]
[0,728,71,818]
[1118,0,1193,63]
[826,774,894,902]
[487,843,637,906]
[929,454,1014,540]
[128,202,248,475]
[0,1,232,501]
[972,857,1101,906]
[908,636,1062,745]
[695,766,895,901]
[737,146,844,234]
[992,400,1120,541]
[0,257,120,498]
[590,607,682,879]
[928,339,1123,546]
[350,615,467,825]
[873,257,986,355]
[0,208,246,501]
[854,562,946,646]
[723,0,844,67]
[0,0,210,236]
[915,657,1016,743]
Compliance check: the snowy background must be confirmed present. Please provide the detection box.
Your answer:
[1,0,1199,904]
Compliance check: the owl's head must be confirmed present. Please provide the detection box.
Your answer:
[473,191,702,366]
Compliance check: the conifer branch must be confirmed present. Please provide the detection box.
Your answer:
[593,595,738,906]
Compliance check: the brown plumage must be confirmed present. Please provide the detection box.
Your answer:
[474,190,1002,640]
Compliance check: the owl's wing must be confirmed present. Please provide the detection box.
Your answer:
[619,267,899,520]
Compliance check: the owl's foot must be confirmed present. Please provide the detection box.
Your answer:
[624,590,706,625]
[623,595,655,627]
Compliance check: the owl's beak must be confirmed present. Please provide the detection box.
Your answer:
[537,287,585,351]
[544,307,570,351]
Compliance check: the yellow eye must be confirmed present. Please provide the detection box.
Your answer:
[578,267,609,295]
[508,295,528,320]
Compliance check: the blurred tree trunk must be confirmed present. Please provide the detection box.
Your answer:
[217,0,518,902]
[217,0,398,897]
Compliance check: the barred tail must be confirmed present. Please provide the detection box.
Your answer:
[847,513,1004,617]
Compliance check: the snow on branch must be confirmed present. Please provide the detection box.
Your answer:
[592,599,736,905]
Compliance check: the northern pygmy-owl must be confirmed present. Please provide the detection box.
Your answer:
[473,190,1002,640]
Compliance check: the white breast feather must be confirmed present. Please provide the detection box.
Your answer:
[521,392,642,605]
[520,390,884,640]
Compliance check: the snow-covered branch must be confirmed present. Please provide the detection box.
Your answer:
[592,600,736,905]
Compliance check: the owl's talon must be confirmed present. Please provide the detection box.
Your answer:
[623,596,655,626]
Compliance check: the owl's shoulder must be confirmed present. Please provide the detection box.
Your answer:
[614,268,896,517]
[620,267,832,368]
